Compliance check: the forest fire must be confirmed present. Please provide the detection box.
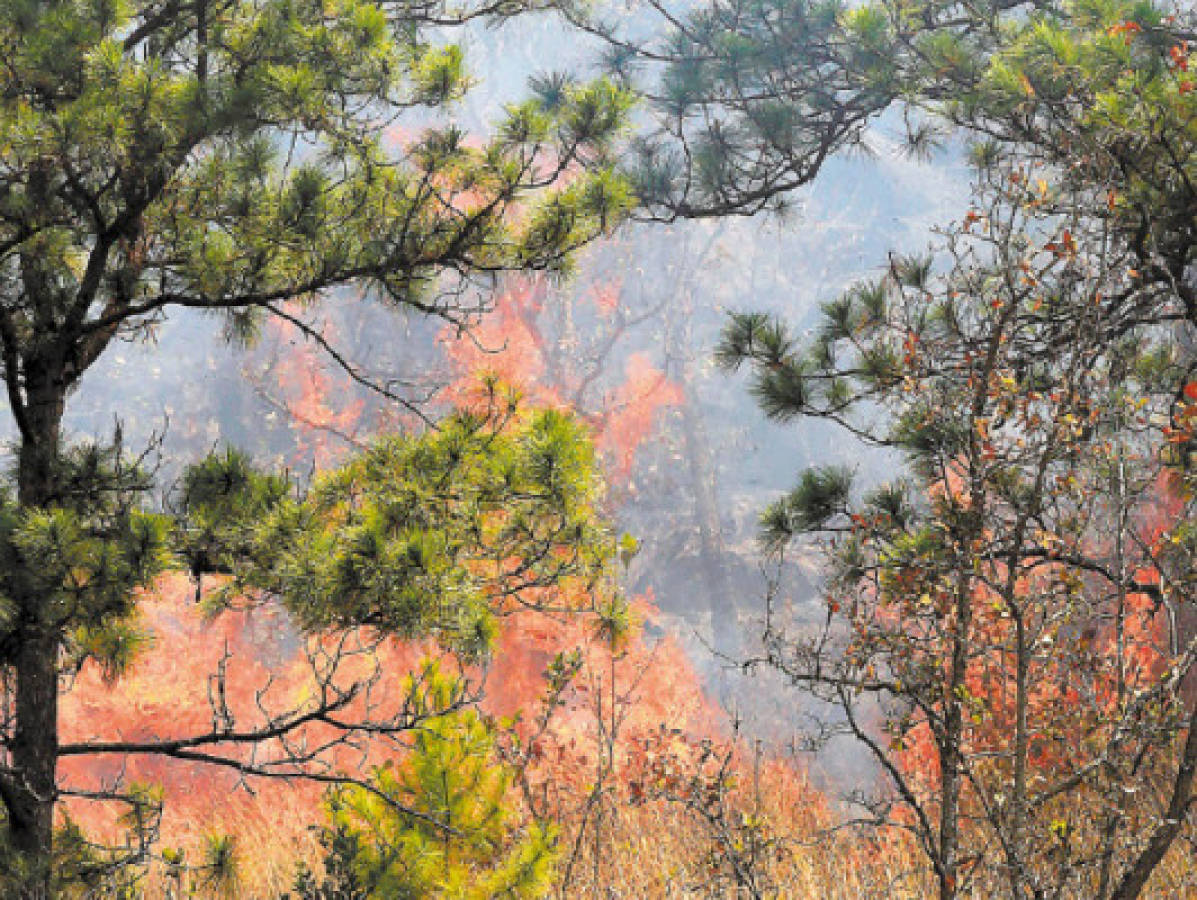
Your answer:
[53,275,729,892]
[260,313,367,471]
[440,276,683,484]
[8,0,1196,894]
[58,577,727,890]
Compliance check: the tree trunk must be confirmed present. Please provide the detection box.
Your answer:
[5,383,65,897]
[677,379,738,657]
[7,633,59,897]
[1110,704,1197,900]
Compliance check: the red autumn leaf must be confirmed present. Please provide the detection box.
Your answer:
[1107,20,1142,40]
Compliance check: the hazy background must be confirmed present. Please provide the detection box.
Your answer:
[26,11,970,783]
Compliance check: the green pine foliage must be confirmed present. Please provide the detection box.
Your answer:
[0,0,638,878]
[759,465,853,552]
[176,447,292,582]
[0,0,636,331]
[617,0,894,217]
[0,387,615,893]
[189,382,617,659]
[701,1,1197,895]
[293,662,558,900]
[0,443,172,676]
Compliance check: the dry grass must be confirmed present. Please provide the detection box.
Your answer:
[554,791,926,899]
[117,762,1197,899]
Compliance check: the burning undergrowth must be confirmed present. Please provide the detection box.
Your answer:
[52,273,791,894]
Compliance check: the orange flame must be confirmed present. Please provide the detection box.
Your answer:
[59,578,721,890]
[442,277,682,484]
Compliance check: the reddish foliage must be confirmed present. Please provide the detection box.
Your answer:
[880,471,1175,813]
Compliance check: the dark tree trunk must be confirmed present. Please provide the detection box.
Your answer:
[6,382,65,897]
[7,633,59,897]
[1110,704,1197,900]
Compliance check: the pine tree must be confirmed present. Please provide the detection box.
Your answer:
[2,383,618,895]
[711,2,1197,892]
[595,0,1196,274]
[678,1,1197,897]
[0,0,632,884]
[295,662,558,900]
